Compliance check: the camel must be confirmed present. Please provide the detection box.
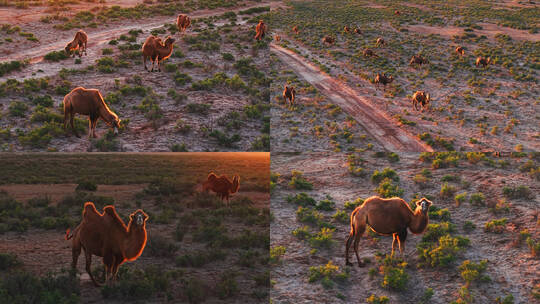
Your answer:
[176,14,191,34]
[63,87,120,138]
[64,30,87,58]
[202,172,240,205]
[374,73,393,90]
[476,56,491,68]
[395,10,401,16]
[292,26,299,35]
[142,35,175,72]
[274,35,281,42]
[412,90,431,111]
[254,20,267,41]
[65,202,148,286]
[283,85,296,106]
[409,54,428,67]
[455,46,465,56]
[345,197,432,266]
[363,48,377,57]
[376,37,385,46]
[344,26,351,33]
[354,28,362,35]
[322,36,335,45]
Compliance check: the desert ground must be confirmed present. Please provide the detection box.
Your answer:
[0,153,270,303]
[270,152,539,303]
[0,0,278,152]
[268,0,539,152]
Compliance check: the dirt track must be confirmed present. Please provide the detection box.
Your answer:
[270,43,433,152]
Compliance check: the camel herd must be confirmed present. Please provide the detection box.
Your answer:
[65,171,240,286]
[279,24,495,113]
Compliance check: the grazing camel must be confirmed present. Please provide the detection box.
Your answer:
[283,85,296,106]
[346,197,432,266]
[322,36,335,45]
[202,172,240,205]
[65,202,149,286]
[274,35,281,42]
[142,35,175,72]
[475,56,491,68]
[455,46,465,56]
[376,38,385,46]
[412,90,431,111]
[344,26,351,33]
[254,20,267,40]
[176,14,191,34]
[292,26,299,35]
[374,73,393,90]
[409,54,428,67]
[354,28,362,35]
[65,30,88,58]
[363,48,377,57]
[63,87,120,138]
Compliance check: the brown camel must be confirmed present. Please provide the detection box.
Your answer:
[254,20,267,40]
[346,197,432,266]
[202,172,240,205]
[363,48,377,57]
[176,14,191,34]
[274,35,281,42]
[374,73,393,90]
[344,26,351,33]
[354,28,362,35]
[322,36,335,45]
[142,35,175,72]
[455,46,465,56]
[283,85,296,106]
[292,26,299,35]
[476,56,491,68]
[409,54,428,67]
[395,10,401,15]
[65,30,87,58]
[65,202,148,286]
[412,90,431,111]
[63,87,120,138]
[376,37,385,46]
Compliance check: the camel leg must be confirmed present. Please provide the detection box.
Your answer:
[143,55,148,71]
[71,241,81,270]
[353,221,366,267]
[391,233,398,258]
[85,250,101,287]
[91,117,98,138]
[88,118,93,139]
[397,228,408,258]
[103,254,114,285]
[84,42,87,55]
[345,231,354,266]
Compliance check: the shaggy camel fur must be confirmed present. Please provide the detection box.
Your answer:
[65,30,88,57]
[409,54,428,67]
[476,56,491,68]
[374,73,393,90]
[376,38,385,46]
[142,36,175,72]
[412,90,431,111]
[255,20,267,40]
[202,172,240,205]
[65,202,148,286]
[363,48,377,57]
[343,26,351,33]
[63,87,120,138]
[283,85,296,106]
[322,36,335,45]
[455,46,465,56]
[346,197,432,266]
[176,14,191,34]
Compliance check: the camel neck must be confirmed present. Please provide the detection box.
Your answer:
[125,223,147,261]
[409,209,429,234]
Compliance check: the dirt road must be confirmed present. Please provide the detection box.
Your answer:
[270,43,433,152]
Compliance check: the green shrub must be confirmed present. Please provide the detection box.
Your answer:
[0,270,80,303]
[502,185,533,199]
[186,103,210,115]
[308,261,348,289]
[344,198,363,210]
[469,192,485,206]
[377,255,408,291]
[429,208,451,221]
[371,167,399,184]
[526,237,540,257]
[289,170,313,190]
[309,227,335,248]
[76,181,97,191]
[287,192,316,206]
[418,234,469,267]
[375,178,403,198]
[0,253,20,270]
[440,183,457,199]
[270,246,286,264]
[44,50,68,61]
[292,226,311,240]
[216,272,238,299]
[484,218,506,233]
[459,260,489,287]
[0,60,24,77]
[316,198,335,211]
[366,294,389,304]
[8,101,28,117]
[296,206,324,225]
[101,266,170,300]
[454,192,467,206]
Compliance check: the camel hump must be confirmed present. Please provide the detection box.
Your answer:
[207,172,218,181]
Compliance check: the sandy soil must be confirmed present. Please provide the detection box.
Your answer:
[270,152,539,303]
[271,41,432,152]
[406,23,540,42]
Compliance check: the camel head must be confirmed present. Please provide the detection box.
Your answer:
[105,111,121,134]
[164,36,176,46]
[415,198,432,214]
[231,175,240,193]
[64,42,74,55]
[130,209,149,227]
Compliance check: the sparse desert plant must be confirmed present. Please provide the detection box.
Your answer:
[366,294,389,304]
[287,192,316,206]
[377,255,408,291]
[309,227,335,248]
[371,167,399,184]
[344,198,363,210]
[375,178,404,198]
[459,259,490,288]
[526,237,540,257]
[454,192,467,206]
[308,261,348,289]
[75,181,97,191]
[270,246,286,264]
[418,233,469,267]
[502,185,534,199]
[316,197,335,211]
[463,221,476,232]
[469,192,485,206]
[440,183,457,199]
[0,253,21,270]
[289,170,313,190]
[484,218,507,233]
